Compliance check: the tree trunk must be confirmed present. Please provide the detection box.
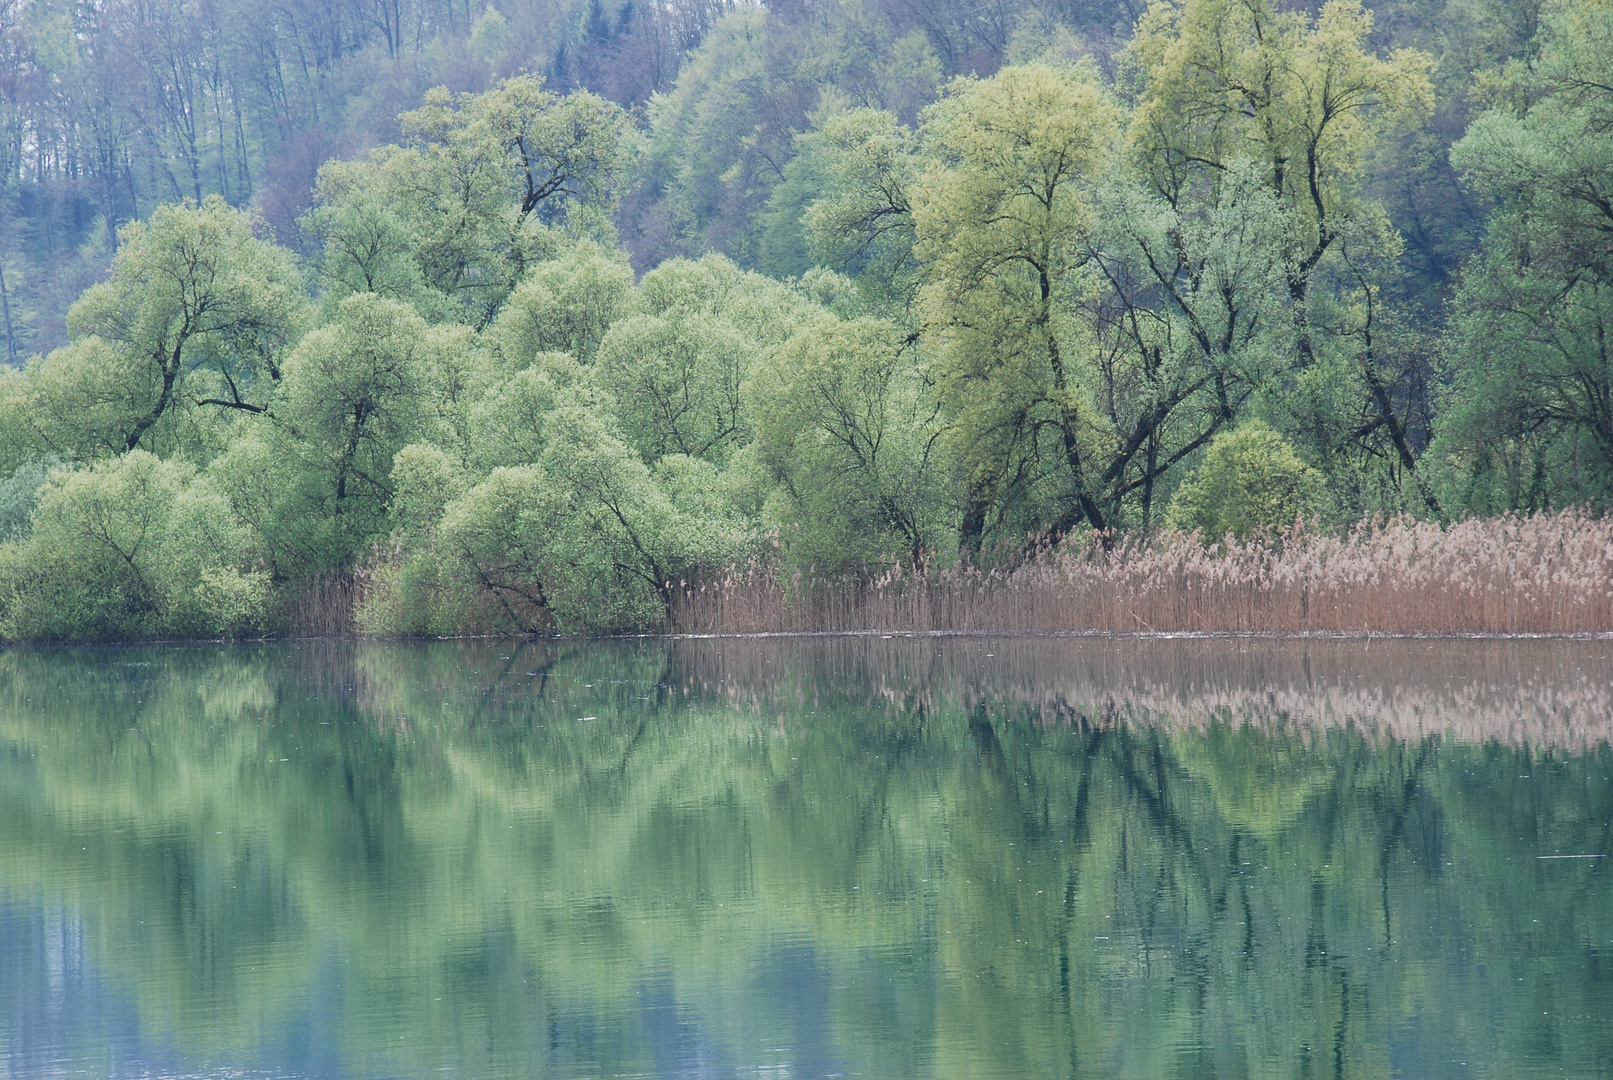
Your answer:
[0,259,18,366]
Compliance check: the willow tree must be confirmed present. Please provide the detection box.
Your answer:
[13,198,307,460]
[1129,0,1436,508]
[806,64,1296,545]
[906,65,1122,546]
[751,317,947,569]
[307,76,637,327]
[1129,0,1433,359]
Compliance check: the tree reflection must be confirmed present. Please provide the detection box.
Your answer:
[0,638,1608,1078]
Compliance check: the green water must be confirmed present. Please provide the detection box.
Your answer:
[1,637,1610,1079]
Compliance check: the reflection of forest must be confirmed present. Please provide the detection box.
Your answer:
[0,639,1610,1078]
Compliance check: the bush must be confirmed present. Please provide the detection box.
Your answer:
[1165,422,1321,541]
[0,458,55,542]
[0,452,270,641]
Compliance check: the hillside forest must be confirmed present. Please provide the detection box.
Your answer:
[0,0,1611,639]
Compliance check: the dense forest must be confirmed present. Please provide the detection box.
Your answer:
[0,0,1609,638]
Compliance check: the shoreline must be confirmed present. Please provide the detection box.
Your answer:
[8,627,1613,649]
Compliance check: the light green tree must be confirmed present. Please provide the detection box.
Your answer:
[402,407,748,634]
[0,451,268,640]
[751,317,947,568]
[310,76,636,326]
[300,161,441,317]
[1165,421,1322,539]
[804,65,1300,546]
[595,311,756,466]
[1128,0,1434,362]
[801,106,921,307]
[264,294,474,574]
[484,241,637,368]
[18,198,308,457]
[1128,0,1439,509]
[912,64,1122,545]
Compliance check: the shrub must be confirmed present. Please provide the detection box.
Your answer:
[0,452,269,641]
[1166,422,1322,540]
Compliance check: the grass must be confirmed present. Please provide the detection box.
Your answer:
[669,511,1613,636]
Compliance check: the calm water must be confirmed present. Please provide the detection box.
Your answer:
[1,637,1610,1079]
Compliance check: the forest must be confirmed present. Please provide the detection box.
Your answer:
[0,0,1610,638]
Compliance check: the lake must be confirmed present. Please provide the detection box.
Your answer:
[1,637,1610,1079]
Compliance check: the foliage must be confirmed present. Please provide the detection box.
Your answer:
[14,199,308,460]
[0,456,53,541]
[308,75,637,327]
[1436,0,1613,510]
[0,452,267,640]
[1164,421,1323,540]
[752,316,947,569]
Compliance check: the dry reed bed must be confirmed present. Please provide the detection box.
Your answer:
[670,512,1613,636]
[283,573,358,636]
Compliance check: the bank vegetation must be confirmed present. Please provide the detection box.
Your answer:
[2,0,1613,642]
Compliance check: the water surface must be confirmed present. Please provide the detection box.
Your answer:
[1,637,1610,1078]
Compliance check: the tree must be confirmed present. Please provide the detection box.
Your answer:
[804,64,1298,547]
[265,293,473,573]
[484,240,637,367]
[911,63,1122,545]
[802,106,922,308]
[751,316,947,568]
[301,161,439,317]
[317,75,637,326]
[1164,420,1322,539]
[404,406,748,634]
[595,311,756,466]
[0,451,267,640]
[1079,159,1297,531]
[1128,0,1434,364]
[1437,0,1613,510]
[62,197,308,452]
[1128,0,1438,505]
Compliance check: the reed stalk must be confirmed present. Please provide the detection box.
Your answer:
[669,512,1613,636]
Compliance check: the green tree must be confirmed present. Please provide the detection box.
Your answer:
[265,294,474,574]
[1164,420,1322,539]
[312,76,636,327]
[32,198,308,455]
[300,161,440,318]
[1128,0,1434,365]
[802,106,922,309]
[595,311,756,466]
[0,451,267,640]
[911,63,1122,545]
[751,317,947,568]
[1437,0,1613,510]
[484,241,637,367]
[804,65,1300,546]
[406,407,748,634]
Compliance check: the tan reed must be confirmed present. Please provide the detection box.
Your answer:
[283,573,358,636]
[668,512,1613,636]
